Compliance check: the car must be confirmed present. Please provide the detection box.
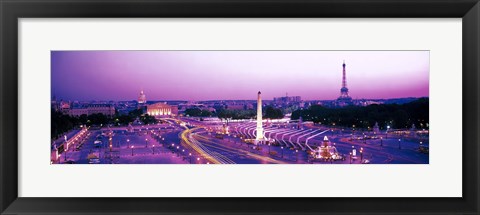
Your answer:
[362,159,370,164]
[89,158,100,164]
[419,146,429,154]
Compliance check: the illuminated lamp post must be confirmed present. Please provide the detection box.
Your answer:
[360,147,364,163]
[145,138,148,148]
[349,152,352,164]
[176,146,180,156]
[281,146,284,158]
[268,143,271,155]
[152,145,155,154]
[386,126,390,139]
[398,139,401,149]
[189,153,192,164]
[295,149,299,162]
[131,145,134,156]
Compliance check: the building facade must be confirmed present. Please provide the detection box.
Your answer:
[273,96,301,104]
[68,104,115,117]
[147,102,178,117]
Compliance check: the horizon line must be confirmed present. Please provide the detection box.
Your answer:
[54,96,429,102]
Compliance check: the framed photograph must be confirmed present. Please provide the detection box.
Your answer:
[49,50,429,165]
[1,0,479,214]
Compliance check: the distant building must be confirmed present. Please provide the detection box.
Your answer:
[51,94,59,111]
[68,104,115,117]
[273,95,301,105]
[69,108,88,116]
[147,102,178,117]
[138,90,147,104]
[358,100,383,106]
[87,104,116,116]
[60,101,70,110]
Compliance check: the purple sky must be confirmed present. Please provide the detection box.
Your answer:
[51,51,429,101]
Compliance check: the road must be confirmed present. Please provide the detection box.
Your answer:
[53,117,428,164]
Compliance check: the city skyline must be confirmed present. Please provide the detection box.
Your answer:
[51,51,429,101]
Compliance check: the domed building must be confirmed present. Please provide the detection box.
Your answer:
[138,90,147,104]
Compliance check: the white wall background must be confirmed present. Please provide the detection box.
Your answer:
[18,18,462,197]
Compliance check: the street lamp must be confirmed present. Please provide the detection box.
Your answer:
[386,126,390,139]
[295,149,299,162]
[189,153,192,163]
[360,147,364,162]
[398,139,401,149]
[380,137,383,147]
[152,145,155,154]
[145,138,148,148]
[268,143,271,154]
[349,152,352,164]
[131,145,134,156]
[281,146,284,158]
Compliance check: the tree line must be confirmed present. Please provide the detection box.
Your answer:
[291,98,429,130]
[185,106,285,121]
[51,108,157,140]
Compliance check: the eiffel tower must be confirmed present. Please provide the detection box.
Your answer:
[337,60,353,106]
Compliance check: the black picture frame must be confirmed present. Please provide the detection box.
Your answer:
[1,0,479,214]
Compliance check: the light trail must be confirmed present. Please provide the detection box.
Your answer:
[194,134,288,164]
[179,127,222,164]
[188,134,234,164]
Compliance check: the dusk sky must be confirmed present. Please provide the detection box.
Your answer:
[51,51,429,101]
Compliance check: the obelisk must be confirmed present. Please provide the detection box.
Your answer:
[255,91,264,144]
